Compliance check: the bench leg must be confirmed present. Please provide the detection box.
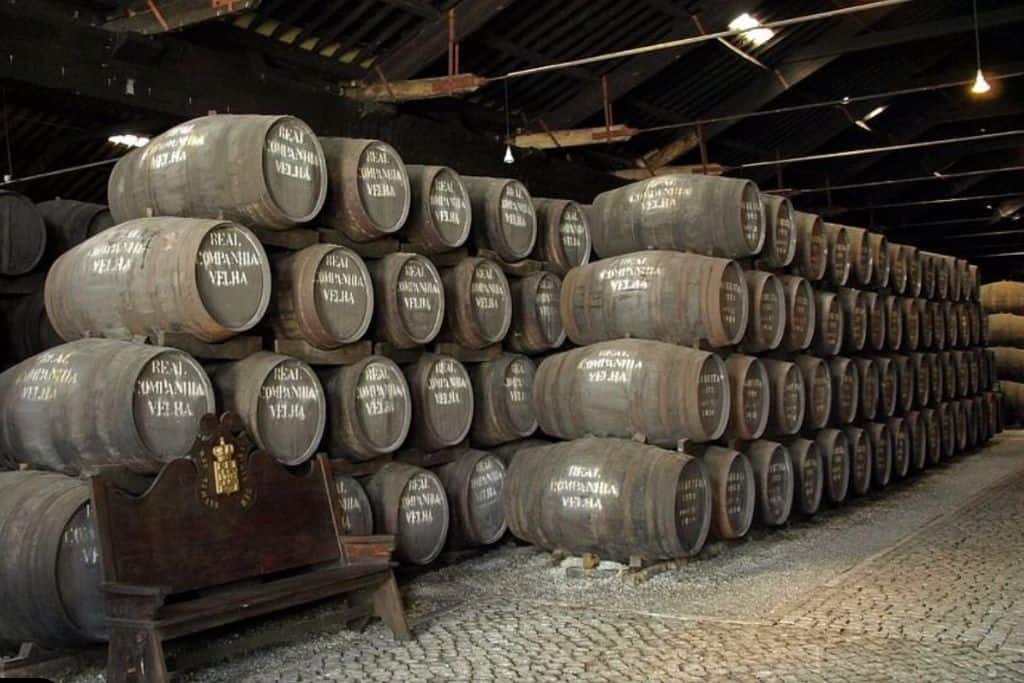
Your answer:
[372,573,412,641]
[106,625,169,683]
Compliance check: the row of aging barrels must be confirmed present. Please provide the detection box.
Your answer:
[0,194,114,276]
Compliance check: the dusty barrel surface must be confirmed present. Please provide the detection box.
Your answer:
[839,288,867,353]
[211,352,325,466]
[507,271,566,354]
[404,354,474,452]
[435,450,507,549]
[785,438,823,516]
[744,440,794,527]
[0,339,214,475]
[363,463,449,565]
[532,198,592,275]
[489,437,553,468]
[853,357,880,420]
[864,292,886,352]
[829,356,859,425]
[932,301,946,350]
[904,411,927,470]
[928,252,950,300]
[953,400,968,452]
[891,354,914,414]
[911,353,931,408]
[534,340,729,446]
[928,356,943,405]
[794,355,832,430]
[723,355,769,441]
[917,299,933,350]
[334,475,374,535]
[920,408,942,465]
[844,425,872,496]
[761,358,806,436]
[943,302,959,349]
[778,275,815,352]
[0,472,106,647]
[368,253,445,348]
[937,403,956,457]
[814,428,850,504]
[941,351,957,399]
[843,226,873,286]
[873,355,898,418]
[698,446,755,540]
[404,164,472,253]
[471,353,538,446]
[888,242,909,294]
[812,290,843,357]
[866,421,893,488]
[904,245,922,297]
[504,438,712,562]
[320,137,410,241]
[269,244,373,349]
[320,356,411,461]
[740,270,786,353]
[0,190,47,276]
[0,291,63,365]
[591,175,765,259]
[869,233,890,289]
[790,211,827,281]
[462,176,537,262]
[887,416,910,479]
[37,199,114,260]
[921,253,936,299]
[758,194,797,269]
[900,297,920,351]
[980,281,1024,314]
[441,257,513,349]
[108,115,326,230]
[823,223,852,287]
[46,217,271,343]
[561,251,748,348]
[884,295,903,351]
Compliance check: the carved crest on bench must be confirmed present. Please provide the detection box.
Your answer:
[192,415,255,510]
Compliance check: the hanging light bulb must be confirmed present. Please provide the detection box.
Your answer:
[969,0,992,96]
[503,144,515,164]
[971,68,992,94]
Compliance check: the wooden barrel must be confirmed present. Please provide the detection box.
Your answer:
[968,264,981,302]
[921,253,936,300]
[268,244,374,349]
[441,257,513,349]
[561,251,748,348]
[784,438,823,516]
[887,416,910,479]
[334,475,374,535]
[363,463,449,565]
[931,301,946,351]
[947,257,963,302]
[761,358,806,436]
[937,402,956,458]
[953,351,969,398]
[981,280,1024,314]
[506,271,566,354]
[724,355,770,441]
[532,198,592,275]
[853,357,880,421]
[910,353,931,408]
[471,353,538,447]
[404,354,474,452]
[953,400,968,453]
[917,299,933,350]
[829,356,859,425]
[0,339,214,475]
[210,352,325,466]
[368,253,445,348]
[790,211,827,281]
[863,291,886,352]
[794,355,832,430]
[812,290,843,357]
[873,355,898,418]
[884,295,903,351]
[0,291,63,366]
[740,270,786,353]
[698,446,755,540]
[319,138,410,241]
[758,194,797,269]
[865,421,893,488]
[891,354,914,414]
[843,225,873,287]
[534,340,729,445]
[462,176,538,262]
[744,440,794,527]
[924,252,949,300]
[869,233,890,289]
[435,450,507,549]
[504,437,712,561]
[108,115,326,230]
[942,302,959,349]
[839,288,867,353]
[920,408,941,465]
[968,305,982,346]
[37,199,114,261]
[46,217,271,343]
[941,351,957,399]
[404,165,472,253]
[823,223,852,287]
[489,437,553,468]
[0,472,106,647]
[888,242,909,295]
[899,297,920,351]
[591,175,765,259]
[904,246,923,298]
[0,190,47,276]
[814,428,850,504]
[320,356,411,461]
[778,275,815,352]
[843,425,872,496]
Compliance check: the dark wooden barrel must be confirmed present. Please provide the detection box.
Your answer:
[334,475,374,535]
[362,463,449,565]
[0,189,47,276]
[795,355,832,430]
[489,437,553,468]
[504,437,712,561]
[966,350,980,395]
[887,416,910,479]
[921,252,936,300]
[904,411,927,471]
[888,242,909,294]
[441,257,512,349]
[591,175,765,259]
[269,244,374,349]
[981,280,1024,314]
[320,137,411,242]
[740,270,785,353]
[917,299,933,350]
[843,425,872,496]
[823,223,852,287]
[0,339,214,475]
[404,165,472,253]
[784,437,823,516]
[790,211,827,281]
[368,253,445,349]
[839,288,867,353]
[761,358,806,436]
[931,301,946,351]
[532,198,592,275]
[890,354,914,414]
[723,354,769,441]
[812,290,843,357]
[0,472,106,647]
[778,275,815,352]
[534,340,729,445]
[869,233,890,289]
[814,428,850,504]
[943,302,959,349]
[745,440,794,527]
[853,357,880,421]
[108,115,326,230]
[46,217,271,343]
[968,264,981,303]
[0,291,63,366]
[697,446,755,540]
[506,271,566,354]
[954,351,970,398]
[320,356,411,461]
[911,353,931,408]
[435,450,507,549]
[904,245,923,297]
[937,402,955,458]
[968,304,982,347]
[829,356,859,425]
[927,252,950,300]
[899,297,920,351]
[758,194,797,269]
[872,355,898,418]
[941,351,958,398]
[884,295,903,351]
[37,199,114,261]
[462,176,538,262]
[210,352,325,466]
[864,291,886,352]
[471,353,538,447]
[947,256,963,303]
[865,421,893,488]
[404,354,474,452]
[561,251,748,348]
[953,400,968,453]
[920,407,942,465]
[843,225,873,287]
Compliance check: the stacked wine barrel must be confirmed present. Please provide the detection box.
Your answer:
[981,280,1024,423]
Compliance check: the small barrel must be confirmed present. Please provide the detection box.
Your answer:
[403,354,474,452]
[489,437,553,468]
[363,463,449,565]
[884,295,903,351]
[873,355,898,418]
[320,137,411,242]
[210,352,325,466]
[931,301,946,351]
[744,440,794,527]
[757,194,797,269]
[532,198,592,274]
[441,257,513,349]
[108,115,326,230]
[823,223,852,287]
[839,288,867,353]
[46,217,271,343]
[937,402,955,458]
[843,425,873,496]
[785,437,823,516]
[591,175,765,259]
[699,446,756,540]
[0,190,46,276]
[829,356,860,425]
[0,339,214,475]
[462,176,538,262]
[268,244,374,349]
[904,246,922,297]
[794,355,832,430]
[778,275,815,352]
[0,291,63,366]
[843,225,873,287]
[981,280,1024,314]
[506,271,566,354]
[723,355,770,441]
[334,475,374,535]
[434,450,507,549]
[504,438,712,562]
[891,354,914,414]
[911,353,931,408]
[904,411,927,471]
[368,253,445,349]
[900,297,920,351]
[37,199,114,260]
[790,211,827,281]
[888,242,909,294]
[917,299,933,350]
[814,428,850,504]
[404,165,472,253]
[865,421,893,488]
[811,290,843,357]
[864,291,886,352]
[853,357,880,421]
[887,416,910,479]
[869,233,890,289]
[320,356,412,461]
[761,359,806,436]
[471,354,538,447]
[534,340,728,446]
[740,270,786,353]
[920,408,942,465]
